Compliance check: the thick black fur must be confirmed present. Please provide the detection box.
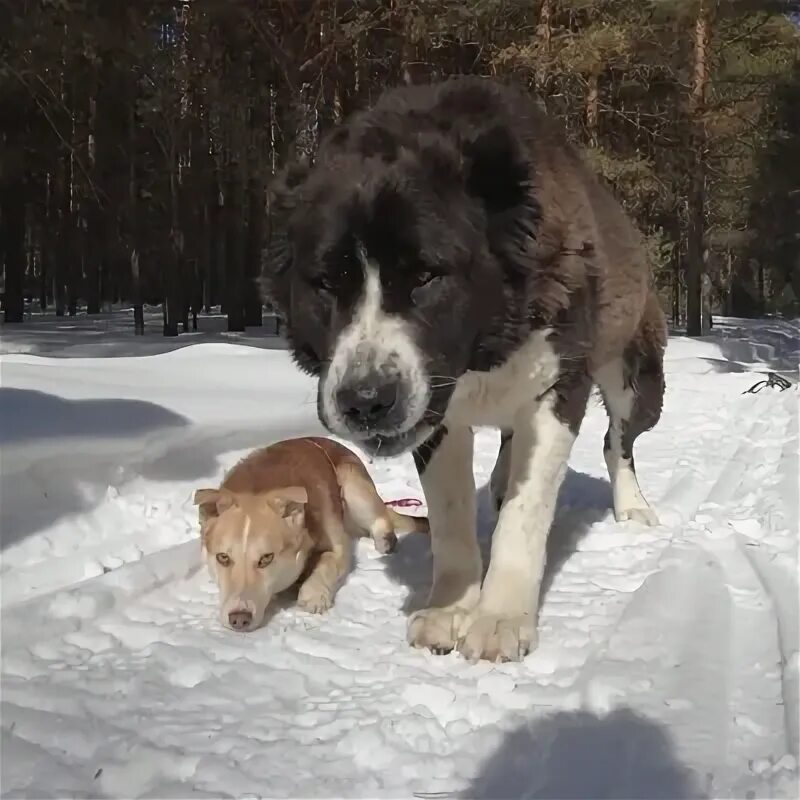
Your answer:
[262,77,598,444]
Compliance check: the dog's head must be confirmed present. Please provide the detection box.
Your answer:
[264,83,532,456]
[194,486,312,632]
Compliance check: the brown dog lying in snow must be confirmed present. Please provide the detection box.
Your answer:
[193,436,428,632]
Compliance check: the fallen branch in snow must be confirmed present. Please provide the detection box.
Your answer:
[742,372,793,394]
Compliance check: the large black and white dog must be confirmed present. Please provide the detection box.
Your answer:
[263,77,667,662]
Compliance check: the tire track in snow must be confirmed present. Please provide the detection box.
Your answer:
[566,391,797,797]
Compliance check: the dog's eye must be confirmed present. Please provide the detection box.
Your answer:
[257,553,274,569]
[415,271,445,289]
[411,272,445,305]
[216,553,231,567]
[309,274,335,294]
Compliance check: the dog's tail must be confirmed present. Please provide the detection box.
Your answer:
[386,506,429,535]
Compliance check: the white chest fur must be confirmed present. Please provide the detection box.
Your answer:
[445,329,561,428]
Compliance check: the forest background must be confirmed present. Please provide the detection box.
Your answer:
[2,0,799,336]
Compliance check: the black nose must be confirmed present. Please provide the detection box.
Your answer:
[228,610,253,631]
[336,380,398,429]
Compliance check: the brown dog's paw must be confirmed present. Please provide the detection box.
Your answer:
[297,580,333,614]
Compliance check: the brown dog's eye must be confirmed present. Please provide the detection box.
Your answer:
[216,553,231,567]
[257,553,274,569]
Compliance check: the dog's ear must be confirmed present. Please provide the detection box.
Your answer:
[267,486,308,528]
[193,488,219,507]
[268,159,311,212]
[462,124,529,215]
[193,488,235,518]
[415,133,464,190]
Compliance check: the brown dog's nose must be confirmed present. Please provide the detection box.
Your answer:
[228,610,253,631]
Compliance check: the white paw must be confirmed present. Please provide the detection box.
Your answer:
[407,607,472,655]
[615,506,659,526]
[297,580,333,614]
[457,611,537,663]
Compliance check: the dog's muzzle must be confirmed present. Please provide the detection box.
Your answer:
[335,377,399,433]
[330,368,414,439]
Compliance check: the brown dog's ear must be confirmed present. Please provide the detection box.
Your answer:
[193,488,235,519]
[193,488,219,507]
[267,486,308,527]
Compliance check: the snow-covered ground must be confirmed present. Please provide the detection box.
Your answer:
[1,311,798,799]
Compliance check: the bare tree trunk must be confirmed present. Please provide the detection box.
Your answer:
[225,156,246,333]
[164,138,182,337]
[40,172,54,311]
[127,97,144,335]
[539,0,552,51]
[190,259,199,331]
[213,168,227,314]
[85,84,101,315]
[245,50,266,328]
[686,0,713,337]
[68,79,87,318]
[244,175,264,327]
[131,249,144,335]
[724,249,733,316]
[55,143,72,317]
[2,168,26,323]
[586,70,600,147]
[39,255,47,311]
[204,195,215,313]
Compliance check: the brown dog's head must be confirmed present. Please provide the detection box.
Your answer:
[193,486,312,632]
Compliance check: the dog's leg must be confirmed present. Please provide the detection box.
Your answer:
[489,429,513,512]
[339,465,398,555]
[594,354,663,526]
[297,512,352,614]
[457,379,590,662]
[407,425,482,654]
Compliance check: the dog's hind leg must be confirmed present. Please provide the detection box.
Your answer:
[594,300,666,526]
[339,463,400,555]
[489,429,513,512]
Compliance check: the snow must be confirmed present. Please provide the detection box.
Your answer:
[1,310,798,799]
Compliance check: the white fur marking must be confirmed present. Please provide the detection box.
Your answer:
[457,392,577,660]
[407,426,482,651]
[321,256,428,436]
[480,394,573,610]
[594,358,658,525]
[241,515,251,552]
[408,330,564,656]
[446,330,560,428]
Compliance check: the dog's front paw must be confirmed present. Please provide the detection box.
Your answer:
[408,607,472,655]
[457,611,537,663]
[615,505,659,526]
[297,580,333,614]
